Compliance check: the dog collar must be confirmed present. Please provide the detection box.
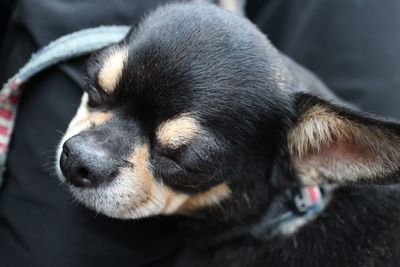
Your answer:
[0,25,130,185]
[250,185,333,238]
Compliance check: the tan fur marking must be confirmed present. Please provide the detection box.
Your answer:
[130,144,156,198]
[124,143,189,213]
[122,144,154,206]
[288,105,352,158]
[175,183,231,213]
[98,46,128,93]
[70,110,113,131]
[131,144,152,179]
[125,143,230,214]
[89,112,113,125]
[157,114,202,149]
[288,105,400,184]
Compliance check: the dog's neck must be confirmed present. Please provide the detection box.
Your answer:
[175,183,332,246]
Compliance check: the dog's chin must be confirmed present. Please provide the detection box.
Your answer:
[68,184,157,220]
[55,164,165,220]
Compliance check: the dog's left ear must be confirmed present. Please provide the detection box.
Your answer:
[288,92,400,185]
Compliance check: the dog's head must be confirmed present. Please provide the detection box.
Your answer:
[56,3,400,220]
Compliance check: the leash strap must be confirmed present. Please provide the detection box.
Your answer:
[0,25,130,185]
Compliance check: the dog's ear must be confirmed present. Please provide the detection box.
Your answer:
[288,93,400,185]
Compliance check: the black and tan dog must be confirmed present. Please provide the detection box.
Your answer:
[56,2,400,266]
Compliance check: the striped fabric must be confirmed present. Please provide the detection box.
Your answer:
[0,25,130,185]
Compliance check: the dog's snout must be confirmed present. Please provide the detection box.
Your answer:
[60,135,116,188]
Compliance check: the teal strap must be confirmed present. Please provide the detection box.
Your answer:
[0,25,130,186]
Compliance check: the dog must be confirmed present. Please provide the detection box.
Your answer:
[56,2,400,266]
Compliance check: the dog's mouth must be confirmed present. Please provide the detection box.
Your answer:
[56,141,228,219]
[56,152,230,220]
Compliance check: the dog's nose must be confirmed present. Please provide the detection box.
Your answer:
[59,135,116,188]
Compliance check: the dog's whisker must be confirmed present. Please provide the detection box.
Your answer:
[55,129,66,137]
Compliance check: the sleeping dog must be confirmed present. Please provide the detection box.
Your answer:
[56,2,400,266]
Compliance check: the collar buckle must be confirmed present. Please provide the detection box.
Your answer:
[293,186,322,213]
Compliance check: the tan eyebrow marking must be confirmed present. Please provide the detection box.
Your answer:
[97,46,128,93]
[156,114,202,149]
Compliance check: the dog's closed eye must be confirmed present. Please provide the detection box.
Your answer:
[84,83,106,108]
